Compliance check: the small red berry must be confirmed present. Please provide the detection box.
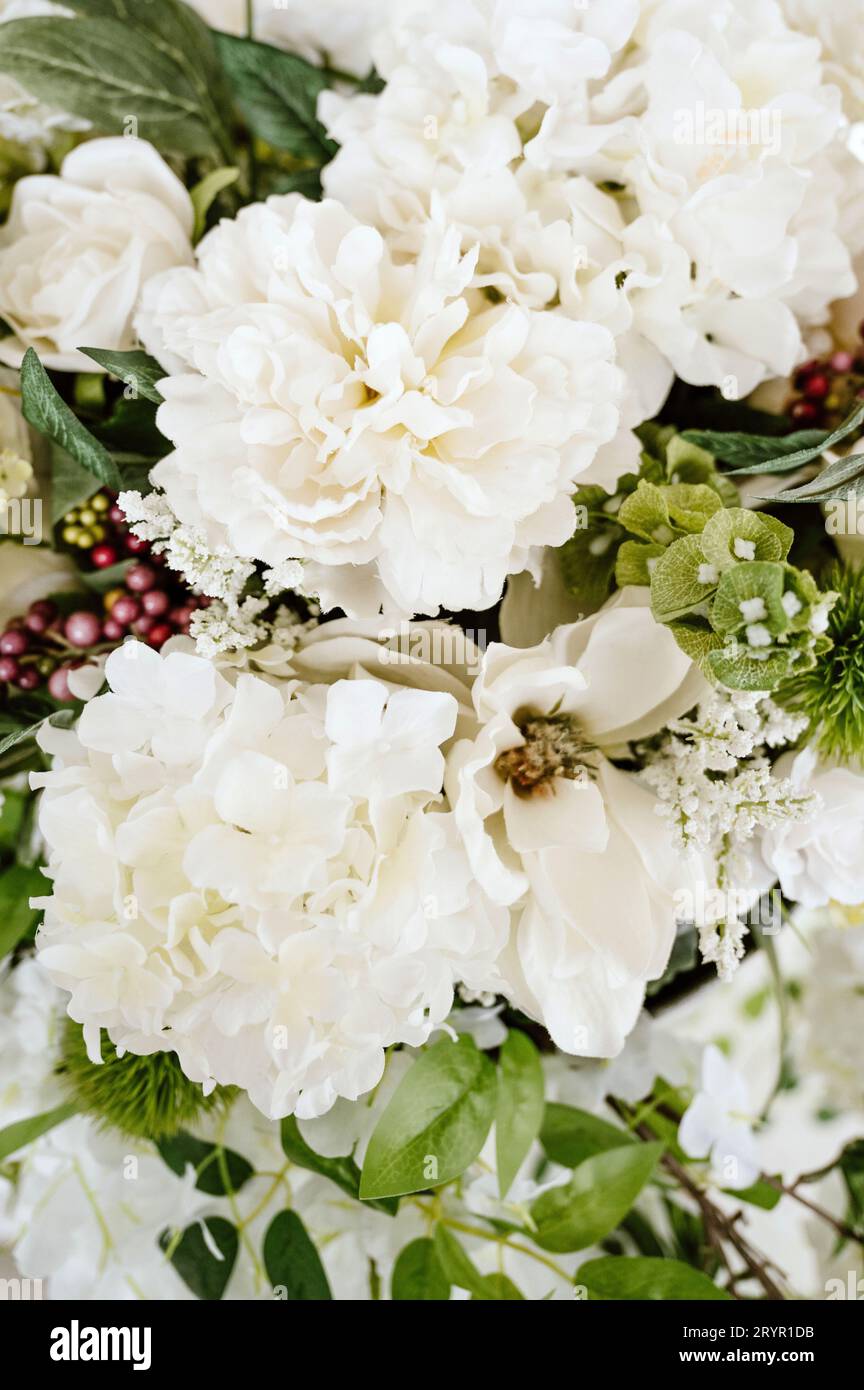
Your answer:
[126,563,157,592]
[29,600,57,621]
[64,610,102,648]
[24,609,51,635]
[0,656,19,682]
[111,596,141,626]
[830,351,855,374]
[141,589,170,617]
[133,615,155,637]
[803,373,831,400]
[47,667,74,702]
[102,619,125,641]
[148,623,172,649]
[790,399,820,424]
[124,533,149,555]
[14,667,41,691]
[0,629,29,656]
[90,543,118,569]
[108,504,126,526]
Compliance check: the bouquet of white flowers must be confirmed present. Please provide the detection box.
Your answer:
[0,0,863,1316]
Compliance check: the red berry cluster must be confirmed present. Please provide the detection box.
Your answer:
[786,331,864,431]
[0,492,209,703]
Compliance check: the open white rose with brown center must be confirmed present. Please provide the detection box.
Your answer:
[444,588,711,1055]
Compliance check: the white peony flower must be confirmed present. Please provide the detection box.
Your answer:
[184,0,387,77]
[679,1043,761,1189]
[753,747,864,908]
[136,193,622,616]
[32,640,507,1119]
[324,0,855,415]
[0,137,194,372]
[444,589,711,1057]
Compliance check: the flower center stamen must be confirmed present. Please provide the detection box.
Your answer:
[494,712,596,797]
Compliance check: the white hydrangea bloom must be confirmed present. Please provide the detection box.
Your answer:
[32,641,507,1119]
[136,194,622,616]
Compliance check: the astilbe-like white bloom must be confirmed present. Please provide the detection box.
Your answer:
[31,640,507,1120]
[136,193,622,616]
[321,0,855,423]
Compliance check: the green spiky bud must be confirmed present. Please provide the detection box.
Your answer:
[57,1020,235,1141]
[778,563,864,764]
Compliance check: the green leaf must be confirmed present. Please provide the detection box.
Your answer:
[189,166,240,241]
[0,864,51,958]
[359,1035,497,1200]
[766,442,864,504]
[495,1030,544,1198]
[263,1210,332,1300]
[539,1103,634,1170]
[156,1132,253,1196]
[646,926,698,996]
[432,1225,490,1299]
[650,534,717,623]
[472,1273,524,1301]
[79,348,164,404]
[722,1178,781,1211]
[50,444,100,525]
[279,1116,397,1215]
[681,427,830,475]
[0,1101,77,1162]
[0,17,226,158]
[614,538,665,588]
[391,1238,450,1301]
[81,560,133,592]
[0,707,75,759]
[214,33,336,162]
[700,508,791,572]
[531,1142,663,1253]
[576,1255,731,1300]
[0,788,25,850]
[20,349,120,490]
[161,1216,238,1300]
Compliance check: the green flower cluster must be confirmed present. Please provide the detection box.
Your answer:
[557,425,736,612]
[650,508,836,691]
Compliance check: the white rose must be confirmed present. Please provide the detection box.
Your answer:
[754,746,864,907]
[0,137,194,372]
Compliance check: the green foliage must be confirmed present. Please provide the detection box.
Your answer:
[0,863,50,958]
[279,1115,396,1215]
[530,1142,663,1253]
[0,0,235,160]
[157,1132,253,1196]
[0,1101,76,1162]
[58,1021,233,1141]
[556,427,737,613]
[20,349,120,491]
[391,1238,450,1301]
[263,1210,332,1300]
[189,166,240,240]
[539,1103,634,1169]
[161,1217,238,1300]
[214,34,337,164]
[777,564,864,764]
[495,1030,544,1198]
[576,1256,733,1300]
[359,1036,497,1200]
[79,348,165,404]
[651,508,835,692]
